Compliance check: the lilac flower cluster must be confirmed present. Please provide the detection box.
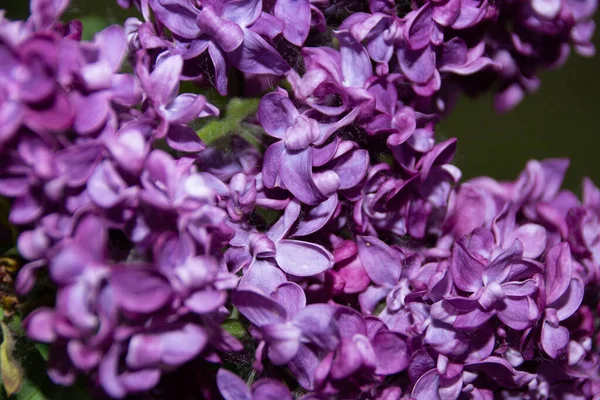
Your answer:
[0,0,598,399]
[1,2,240,397]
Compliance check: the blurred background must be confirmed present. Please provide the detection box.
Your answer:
[3,0,600,192]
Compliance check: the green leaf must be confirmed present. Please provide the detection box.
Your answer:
[221,320,246,339]
[373,300,386,316]
[33,345,48,362]
[226,98,260,123]
[0,318,92,400]
[1,322,23,397]
[245,369,256,386]
[179,83,229,110]
[254,207,281,226]
[7,317,22,337]
[1,249,18,258]
[78,16,109,41]
[14,378,46,400]
[196,98,261,146]
[196,120,230,146]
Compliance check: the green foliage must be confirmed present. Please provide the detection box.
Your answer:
[253,207,282,226]
[221,320,246,340]
[0,314,90,400]
[197,98,263,148]
[78,16,109,41]
[1,322,23,397]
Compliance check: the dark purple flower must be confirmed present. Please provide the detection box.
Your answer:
[217,368,293,400]
[258,89,366,204]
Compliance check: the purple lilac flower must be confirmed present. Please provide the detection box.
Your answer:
[2,0,600,398]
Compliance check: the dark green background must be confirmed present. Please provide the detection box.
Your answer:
[4,0,600,192]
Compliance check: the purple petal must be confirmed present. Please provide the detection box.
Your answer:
[99,345,126,398]
[251,378,293,400]
[412,369,441,400]
[511,223,547,259]
[275,0,311,46]
[24,91,74,133]
[544,243,572,304]
[293,195,338,237]
[373,331,409,375]
[418,138,457,181]
[95,25,126,73]
[147,55,182,105]
[532,0,561,18]
[166,124,206,153]
[160,324,207,365]
[239,259,287,295]
[292,304,339,350]
[451,0,488,29]
[231,289,287,326]
[229,29,290,75]
[56,142,103,187]
[120,370,161,393]
[251,12,285,40]
[271,282,306,318]
[465,356,535,388]
[450,240,484,292]
[262,141,286,188]
[68,341,102,371]
[208,42,228,95]
[425,321,468,355]
[497,296,539,330]
[106,125,148,174]
[0,101,22,144]
[432,0,461,25]
[482,240,522,285]
[501,279,538,296]
[275,239,334,277]
[262,323,302,364]
[24,307,56,343]
[333,149,369,190]
[287,345,320,390]
[163,93,207,124]
[359,285,390,314]
[126,335,163,369]
[397,44,436,84]
[148,0,200,39]
[335,31,373,88]
[185,289,227,314]
[404,4,434,50]
[453,307,492,329]
[18,228,48,260]
[267,199,301,242]
[111,74,142,107]
[541,320,569,358]
[280,149,326,205]
[109,267,172,313]
[10,192,43,225]
[30,0,69,29]
[222,0,262,27]
[73,92,109,134]
[88,161,130,208]
[197,6,244,52]
[443,295,480,312]
[552,277,584,321]
[16,260,45,295]
[257,91,297,139]
[217,369,252,400]
[463,325,495,362]
[330,338,363,379]
[357,236,402,287]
